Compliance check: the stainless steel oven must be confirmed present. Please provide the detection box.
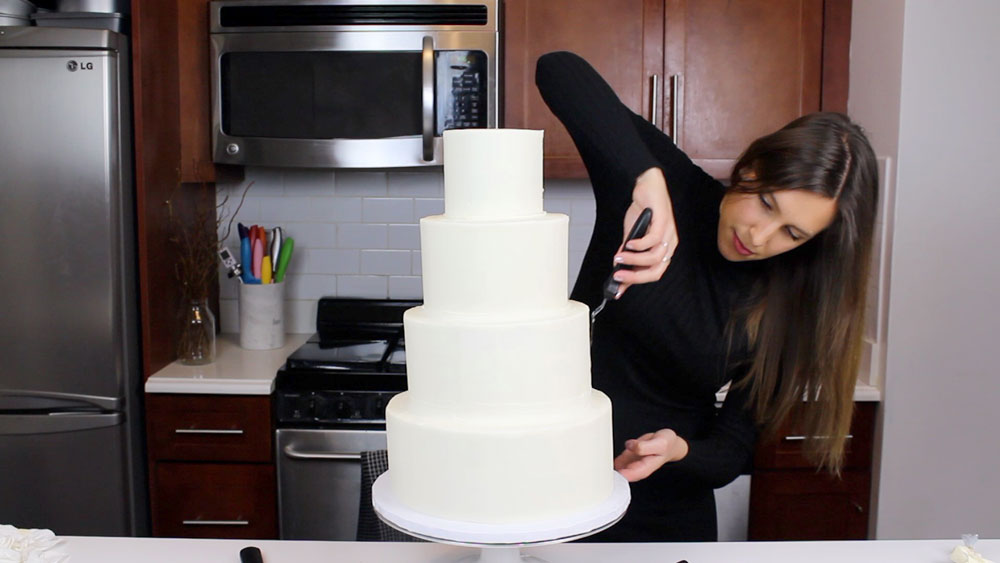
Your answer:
[209,0,500,168]
[274,298,415,540]
[276,428,387,540]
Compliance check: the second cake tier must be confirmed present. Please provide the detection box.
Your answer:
[420,212,568,317]
[403,301,591,408]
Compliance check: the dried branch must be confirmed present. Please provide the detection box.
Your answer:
[166,180,254,303]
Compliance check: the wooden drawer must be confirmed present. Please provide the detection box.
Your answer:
[151,462,277,539]
[749,469,870,540]
[146,394,272,462]
[753,402,876,470]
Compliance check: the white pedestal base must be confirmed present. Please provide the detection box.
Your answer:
[372,471,630,563]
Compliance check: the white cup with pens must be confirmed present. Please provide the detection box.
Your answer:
[223,224,294,350]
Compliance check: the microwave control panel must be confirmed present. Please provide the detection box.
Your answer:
[436,50,489,133]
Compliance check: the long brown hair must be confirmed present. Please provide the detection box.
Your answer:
[728,112,879,473]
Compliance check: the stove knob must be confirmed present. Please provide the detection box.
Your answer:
[335,398,354,420]
[371,396,387,418]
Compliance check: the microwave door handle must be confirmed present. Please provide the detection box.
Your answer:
[422,36,435,162]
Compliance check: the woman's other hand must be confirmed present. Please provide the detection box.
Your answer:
[614,167,678,297]
[613,428,689,482]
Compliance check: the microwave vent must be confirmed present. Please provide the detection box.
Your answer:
[219,4,489,27]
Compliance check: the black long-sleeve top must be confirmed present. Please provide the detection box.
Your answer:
[536,52,764,493]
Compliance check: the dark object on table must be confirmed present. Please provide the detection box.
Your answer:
[239,546,263,563]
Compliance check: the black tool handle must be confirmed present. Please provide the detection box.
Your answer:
[602,207,653,299]
[240,546,263,563]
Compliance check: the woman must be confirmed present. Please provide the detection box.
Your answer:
[535,51,878,541]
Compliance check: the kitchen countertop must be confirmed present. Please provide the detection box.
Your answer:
[61,536,997,563]
[145,332,882,401]
[717,381,881,403]
[144,333,311,395]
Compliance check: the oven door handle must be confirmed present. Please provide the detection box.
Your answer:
[422,35,435,162]
[282,444,361,461]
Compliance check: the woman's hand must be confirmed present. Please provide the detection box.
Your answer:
[614,167,678,298]
[613,428,689,482]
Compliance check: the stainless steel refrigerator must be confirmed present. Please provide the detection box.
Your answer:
[0,27,147,536]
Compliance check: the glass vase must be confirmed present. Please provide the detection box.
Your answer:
[178,298,216,365]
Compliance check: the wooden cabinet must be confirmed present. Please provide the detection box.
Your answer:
[146,394,278,539]
[177,0,218,183]
[748,402,877,540]
[132,0,230,379]
[503,0,851,179]
[504,0,664,178]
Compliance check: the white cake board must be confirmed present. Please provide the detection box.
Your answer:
[372,471,630,563]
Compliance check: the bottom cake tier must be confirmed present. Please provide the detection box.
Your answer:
[385,390,614,524]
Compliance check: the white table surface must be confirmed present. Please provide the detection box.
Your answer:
[61,536,997,563]
[144,333,311,395]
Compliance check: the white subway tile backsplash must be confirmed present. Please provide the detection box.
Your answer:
[569,224,595,256]
[297,248,360,274]
[543,178,592,198]
[286,223,338,248]
[412,250,422,276]
[285,274,337,300]
[414,198,445,219]
[363,197,415,223]
[544,198,573,217]
[338,223,388,249]
[388,224,421,250]
[334,171,388,196]
[568,252,586,291]
[389,276,423,299]
[388,172,444,197]
[218,192,261,224]
[570,197,597,225]
[285,299,320,333]
[322,197,363,223]
[338,275,388,298]
[255,196,329,222]
[219,265,238,299]
[244,166,283,190]
[361,250,412,275]
[282,168,335,196]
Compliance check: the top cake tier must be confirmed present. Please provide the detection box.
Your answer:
[443,129,544,219]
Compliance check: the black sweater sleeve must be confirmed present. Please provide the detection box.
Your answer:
[536,51,717,308]
[535,52,659,194]
[670,380,758,489]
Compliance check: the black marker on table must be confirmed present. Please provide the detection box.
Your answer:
[240,546,263,563]
[590,207,653,323]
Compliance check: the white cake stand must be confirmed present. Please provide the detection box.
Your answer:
[372,471,630,563]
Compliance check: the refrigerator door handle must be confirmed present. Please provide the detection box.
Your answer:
[0,389,121,411]
[0,412,123,435]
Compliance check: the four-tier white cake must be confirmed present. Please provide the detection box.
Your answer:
[384,128,615,524]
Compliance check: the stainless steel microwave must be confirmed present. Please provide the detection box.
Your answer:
[209,0,500,168]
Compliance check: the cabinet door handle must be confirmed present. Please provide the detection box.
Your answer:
[175,428,245,435]
[670,73,683,146]
[649,74,660,127]
[782,434,853,442]
[182,519,249,526]
[282,444,361,461]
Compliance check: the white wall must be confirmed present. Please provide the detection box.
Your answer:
[216,170,595,333]
[852,0,1000,539]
